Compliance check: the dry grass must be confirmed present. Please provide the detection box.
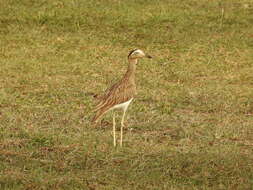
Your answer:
[0,0,253,189]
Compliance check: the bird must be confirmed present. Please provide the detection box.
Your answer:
[91,49,152,147]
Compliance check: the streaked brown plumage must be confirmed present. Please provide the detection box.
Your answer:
[91,49,152,146]
[92,59,137,123]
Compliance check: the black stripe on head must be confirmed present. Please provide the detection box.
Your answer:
[128,49,138,58]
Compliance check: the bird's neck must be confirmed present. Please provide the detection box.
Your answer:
[124,58,137,82]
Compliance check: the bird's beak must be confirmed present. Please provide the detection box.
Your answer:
[146,54,152,59]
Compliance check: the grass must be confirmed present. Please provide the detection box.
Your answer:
[0,0,253,189]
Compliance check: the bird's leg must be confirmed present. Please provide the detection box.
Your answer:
[113,112,116,147]
[120,109,126,147]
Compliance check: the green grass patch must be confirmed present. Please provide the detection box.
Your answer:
[0,0,253,189]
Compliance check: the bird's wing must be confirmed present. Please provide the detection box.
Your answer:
[93,81,135,112]
[94,82,118,101]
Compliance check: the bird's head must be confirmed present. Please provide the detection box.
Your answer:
[128,49,152,60]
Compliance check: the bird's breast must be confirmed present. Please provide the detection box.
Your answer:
[111,98,133,110]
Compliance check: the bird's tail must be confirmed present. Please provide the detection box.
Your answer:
[91,113,100,124]
[91,108,107,124]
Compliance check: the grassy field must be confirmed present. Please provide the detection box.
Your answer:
[0,0,253,189]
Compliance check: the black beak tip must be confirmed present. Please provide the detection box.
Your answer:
[147,55,152,59]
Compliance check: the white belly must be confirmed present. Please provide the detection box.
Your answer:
[111,98,133,111]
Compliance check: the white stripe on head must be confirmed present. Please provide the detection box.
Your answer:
[133,49,144,55]
[128,49,145,59]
